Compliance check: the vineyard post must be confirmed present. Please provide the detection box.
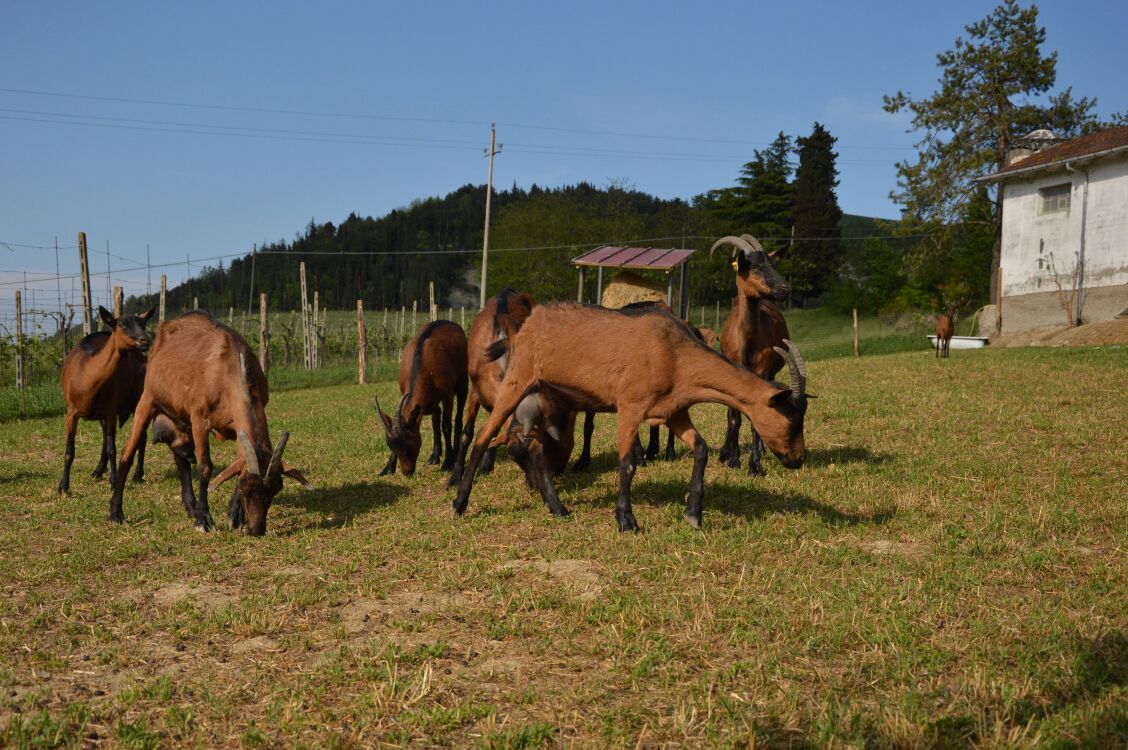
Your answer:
[313,291,320,368]
[228,307,233,325]
[429,281,436,322]
[299,262,311,369]
[461,306,465,328]
[853,308,859,357]
[159,275,166,322]
[15,291,24,389]
[357,299,367,385]
[259,293,269,376]
[113,286,123,317]
[193,297,198,310]
[78,232,93,335]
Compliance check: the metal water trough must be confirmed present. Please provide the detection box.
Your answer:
[927,335,990,350]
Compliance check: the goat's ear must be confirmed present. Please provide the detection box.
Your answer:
[282,463,315,490]
[768,389,794,408]
[98,306,116,328]
[139,306,157,325]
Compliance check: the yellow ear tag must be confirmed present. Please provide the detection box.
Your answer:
[731,260,740,271]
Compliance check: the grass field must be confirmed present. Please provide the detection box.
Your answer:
[2,341,1126,747]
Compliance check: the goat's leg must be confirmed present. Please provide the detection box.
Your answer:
[508,436,570,517]
[664,428,676,461]
[572,411,595,472]
[614,412,645,532]
[228,487,244,530]
[91,418,110,480]
[172,449,197,518]
[190,421,215,532]
[439,396,455,469]
[644,425,660,462]
[427,411,443,465]
[378,451,397,476]
[447,389,480,487]
[132,421,147,483]
[668,410,708,528]
[58,410,79,494]
[444,386,465,471]
[453,384,527,516]
[746,427,767,477]
[478,444,497,475]
[108,393,154,524]
[719,407,742,468]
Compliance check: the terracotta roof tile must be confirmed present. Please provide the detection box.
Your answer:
[995,125,1128,176]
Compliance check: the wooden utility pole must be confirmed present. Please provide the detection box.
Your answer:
[247,243,257,316]
[159,275,167,322]
[14,291,24,389]
[479,122,501,309]
[852,308,859,357]
[299,262,311,369]
[78,232,93,334]
[113,287,123,318]
[357,299,367,385]
[259,293,269,375]
[429,281,436,321]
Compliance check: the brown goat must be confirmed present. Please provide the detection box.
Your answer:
[447,289,576,488]
[935,302,958,358]
[572,299,714,468]
[58,305,155,494]
[375,320,468,477]
[108,312,310,535]
[453,302,809,532]
[713,235,792,476]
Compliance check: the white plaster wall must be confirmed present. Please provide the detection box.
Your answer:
[1000,155,1128,297]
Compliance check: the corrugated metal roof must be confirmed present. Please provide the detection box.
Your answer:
[572,246,696,271]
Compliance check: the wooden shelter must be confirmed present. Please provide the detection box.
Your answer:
[573,245,697,317]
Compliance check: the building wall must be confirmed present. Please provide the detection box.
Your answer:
[999,154,1128,334]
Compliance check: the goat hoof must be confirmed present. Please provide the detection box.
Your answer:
[571,457,590,473]
[109,511,124,525]
[747,464,766,477]
[90,469,105,480]
[683,512,702,529]
[616,511,640,533]
[131,476,145,485]
[440,459,455,471]
[445,472,460,489]
[428,455,441,466]
[194,514,215,532]
[548,505,570,518]
[452,500,468,517]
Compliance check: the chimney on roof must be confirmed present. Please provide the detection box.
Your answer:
[1006,129,1064,166]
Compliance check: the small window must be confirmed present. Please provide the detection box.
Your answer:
[1039,183,1071,214]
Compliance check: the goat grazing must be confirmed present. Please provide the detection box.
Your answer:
[376,320,468,476]
[108,312,310,535]
[713,235,793,476]
[58,305,155,493]
[453,302,809,532]
[935,302,958,358]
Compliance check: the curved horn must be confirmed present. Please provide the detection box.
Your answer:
[238,430,261,477]
[209,458,245,491]
[739,234,766,254]
[709,235,756,259]
[393,392,410,430]
[771,339,807,397]
[265,431,289,481]
[373,396,393,437]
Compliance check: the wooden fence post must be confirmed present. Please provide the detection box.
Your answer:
[461,306,465,328]
[113,286,123,317]
[159,275,167,322]
[429,281,436,321]
[78,232,93,335]
[399,306,405,337]
[299,262,311,369]
[357,300,367,385]
[312,291,320,367]
[259,293,269,375]
[852,308,859,357]
[14,291,24,389]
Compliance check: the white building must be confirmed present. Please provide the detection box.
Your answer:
[982,126,1128,334]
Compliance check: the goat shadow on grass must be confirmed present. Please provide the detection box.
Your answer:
[272,481,408,532]
[628,478,895,528]
[804,444,892,469]
[0,470,49,486]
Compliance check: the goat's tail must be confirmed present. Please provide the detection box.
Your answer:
[485,337,510,363]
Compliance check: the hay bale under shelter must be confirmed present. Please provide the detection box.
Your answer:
[600,270,667,309]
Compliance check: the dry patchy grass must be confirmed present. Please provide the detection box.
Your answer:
[1,345,1126,748]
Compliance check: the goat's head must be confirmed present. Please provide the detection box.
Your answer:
[710,235,790,301]
[232,431,289,536]
[752,339,810,469]
[98,305,156,353]
[374,395,423,476]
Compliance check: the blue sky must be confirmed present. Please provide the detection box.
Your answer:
[1,1,1124,322]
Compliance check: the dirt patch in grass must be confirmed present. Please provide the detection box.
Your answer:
[153,581,239,610]
[498,558,604,601]
[856,538,930,559]
[992,317,1128,347]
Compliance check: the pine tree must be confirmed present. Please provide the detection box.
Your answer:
[784,122,842,303]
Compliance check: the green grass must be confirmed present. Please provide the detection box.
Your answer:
[1,343,1126,746]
